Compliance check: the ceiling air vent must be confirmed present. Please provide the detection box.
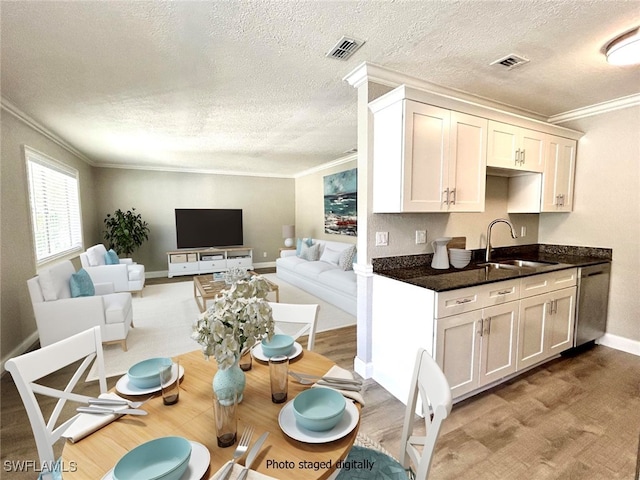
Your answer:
[490,53,530,70]
[326,36,365,60]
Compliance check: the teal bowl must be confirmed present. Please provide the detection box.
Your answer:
[293,388,346,432]
[261,334,294,358]
[127,357,171,389]
[113,436,191,480]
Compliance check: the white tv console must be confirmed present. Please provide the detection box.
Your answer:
[167,246,254,278]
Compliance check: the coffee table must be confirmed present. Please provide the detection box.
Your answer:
[193,272,279,312]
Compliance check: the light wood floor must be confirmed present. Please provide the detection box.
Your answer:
[3,281,640,479]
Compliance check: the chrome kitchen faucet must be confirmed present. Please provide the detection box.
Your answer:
[485,218,518,262]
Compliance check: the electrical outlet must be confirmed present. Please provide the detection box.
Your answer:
[520,226,527,237]
[375,231,389,246]
[263,251,267,257]
[415,230,427,244]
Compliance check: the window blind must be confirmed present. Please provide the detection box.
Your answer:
[25,147,83,264]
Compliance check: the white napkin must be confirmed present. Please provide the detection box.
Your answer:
[61,393,133,443]
[312,365,365,406]
[210,461,278,480]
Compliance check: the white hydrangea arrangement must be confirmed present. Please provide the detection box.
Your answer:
[192,275,275,369]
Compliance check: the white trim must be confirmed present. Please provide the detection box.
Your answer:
[354,356,374,379]
[596,333,640,357]
[343,61,549,121]
[548,93,640,124]
[1,98,95,165]
[97,163,295,179]
[1,331,40,375]
[293,153,358,178]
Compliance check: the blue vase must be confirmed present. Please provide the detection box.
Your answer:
[213,358,246,404]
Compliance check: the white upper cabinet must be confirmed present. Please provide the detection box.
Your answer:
[487,121,545,172]
[371,99,487,213]
[449,112,488,212]
[541,135,576,212]
[369,85,582,214]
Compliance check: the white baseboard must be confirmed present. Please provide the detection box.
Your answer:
[597,333,640,357]
[354,356,374,379]
[1,331,39,374]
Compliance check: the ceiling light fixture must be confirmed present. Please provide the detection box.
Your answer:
[606,27,640,66]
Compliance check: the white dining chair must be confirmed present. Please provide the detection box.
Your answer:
[336,348,453,480]
[4,327,108,477]
[268,302,319,350]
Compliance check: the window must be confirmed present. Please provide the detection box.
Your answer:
[25,147,83,265]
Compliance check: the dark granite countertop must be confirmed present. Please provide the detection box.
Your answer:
[373,244,612,292]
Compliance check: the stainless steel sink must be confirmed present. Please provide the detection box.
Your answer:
[476,262,521,270]
[497,259,558,268]
[476,259,558,270]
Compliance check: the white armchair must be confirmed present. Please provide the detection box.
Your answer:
[79,244,145,294]
[27,260,133,351]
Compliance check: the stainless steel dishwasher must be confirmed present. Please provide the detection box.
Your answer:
[574,262,611,347]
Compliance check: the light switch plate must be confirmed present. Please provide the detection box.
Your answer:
[375,231,389,246]
[415,230,427,244]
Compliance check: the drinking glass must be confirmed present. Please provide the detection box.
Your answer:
[213,388,238,448]
[159,359,180,405]
[269,354,289,403]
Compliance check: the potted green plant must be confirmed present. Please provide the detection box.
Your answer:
[103,208,150,257]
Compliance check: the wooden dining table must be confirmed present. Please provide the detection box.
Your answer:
[61,348,360,480]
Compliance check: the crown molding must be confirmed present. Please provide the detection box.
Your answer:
[548,93,640,124]
[343,62,548,121]
[97,162,295,179]
[1,97,95,166]
[293,153,357,178]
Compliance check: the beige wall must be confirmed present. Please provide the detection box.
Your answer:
[294,158,357,245]
[1,112,98,361]
[94,168,295,273]
[368,175,540,259]
[539,106,640,342]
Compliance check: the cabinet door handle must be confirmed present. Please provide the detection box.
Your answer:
[553,299,558,314]
[456,298,473,304]
[449,188,456,205]
[515,149,521,165]
[521,149,526,165]
[442,188,449,205]
[559,194,565,207]
[547,301,553,315]
[497,289,512,295]
[484,317,492,335]
[477,319,483,337]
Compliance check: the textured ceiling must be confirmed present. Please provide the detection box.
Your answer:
[2,1,639,177]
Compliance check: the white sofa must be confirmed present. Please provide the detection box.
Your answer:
[27,260,133,350]
[80,244,145,294]
[276,239,356,316]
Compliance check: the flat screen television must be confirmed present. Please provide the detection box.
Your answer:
[175,209,243,248]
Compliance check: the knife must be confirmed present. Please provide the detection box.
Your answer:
[76,406,148,416]
[316,381,362,392]
[237,432,269,480]
[87,398,129,406]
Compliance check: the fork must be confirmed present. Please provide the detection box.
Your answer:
[217,425,254,480]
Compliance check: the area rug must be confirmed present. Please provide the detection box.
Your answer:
[87,274,355,380]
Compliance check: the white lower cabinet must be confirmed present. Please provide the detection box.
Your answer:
[372,268,578,404]
[435,301,518,398]
[517,287,576,370]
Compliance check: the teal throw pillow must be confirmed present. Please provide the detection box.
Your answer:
[296,238,314,256]
[70,269,95,297]
[104,249,120,265]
